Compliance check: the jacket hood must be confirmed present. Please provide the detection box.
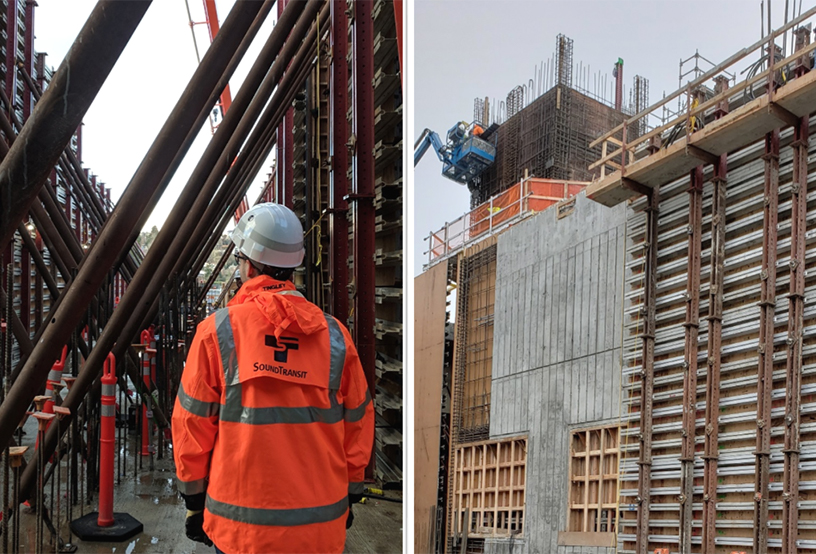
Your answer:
[227,275,326,337]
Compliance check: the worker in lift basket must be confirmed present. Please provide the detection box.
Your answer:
[172,203,374,554]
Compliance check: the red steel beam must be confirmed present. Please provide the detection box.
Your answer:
[679,166,703,554]
[754,128,780,553]
[352,0,376,477]
[330,0,350,321]
[782,115,809,553]
[635,188,658,554]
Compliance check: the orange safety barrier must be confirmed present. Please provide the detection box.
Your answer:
[470,178,587,237]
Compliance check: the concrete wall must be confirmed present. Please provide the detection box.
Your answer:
[486,194,628,554]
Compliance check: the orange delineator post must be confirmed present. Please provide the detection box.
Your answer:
[98,353,116,527]
[43,345,68,415]
[140,329,154,457]
[35,341,64,449]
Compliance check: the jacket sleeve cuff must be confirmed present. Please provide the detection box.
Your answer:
[180,491,206,511]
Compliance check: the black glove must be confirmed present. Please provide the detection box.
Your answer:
[185,510,213,547]
[346,492,363,529]
[346,503,354,529]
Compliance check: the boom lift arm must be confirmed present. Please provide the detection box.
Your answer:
[414,128,446,166]
[413,121,496,185]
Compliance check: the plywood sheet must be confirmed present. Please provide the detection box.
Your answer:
[414,261,449,551]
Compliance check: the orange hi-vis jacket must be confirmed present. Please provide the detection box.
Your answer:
[172,276,374,554]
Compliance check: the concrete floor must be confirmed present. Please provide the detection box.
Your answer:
[3,417,403,553]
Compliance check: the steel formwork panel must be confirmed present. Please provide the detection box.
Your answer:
[619,112,816,553]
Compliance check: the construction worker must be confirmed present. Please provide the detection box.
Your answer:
[172,203,374,554]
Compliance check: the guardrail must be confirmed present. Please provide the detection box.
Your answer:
[424,177,587,268]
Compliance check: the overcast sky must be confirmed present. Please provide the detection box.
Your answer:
[34,0,277,232]
[414,0,805,275]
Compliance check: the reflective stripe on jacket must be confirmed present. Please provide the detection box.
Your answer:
[172,276,374,554]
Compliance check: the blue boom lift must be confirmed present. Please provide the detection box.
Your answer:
[414,121,497,185]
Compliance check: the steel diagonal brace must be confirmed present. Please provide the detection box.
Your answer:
[6,1,267,502]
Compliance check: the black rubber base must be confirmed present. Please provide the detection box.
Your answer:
[69,512,143,542]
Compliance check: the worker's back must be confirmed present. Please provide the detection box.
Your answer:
[174,275,371,554]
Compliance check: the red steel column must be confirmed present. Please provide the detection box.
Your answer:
[277,0,294,209]
[783,115,809,553]
[330,0,349,320]
[679,166,702,554]
[702,152,727,552]
[352,0,375,476]
[754,129,780,553]
[635,189,658,554]
[23,0,34,122]
[5,0,17,117]
[203,0,232,115]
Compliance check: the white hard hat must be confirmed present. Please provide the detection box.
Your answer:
[230,203,305,268]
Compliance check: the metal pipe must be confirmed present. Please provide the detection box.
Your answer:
[177,9,324,284]
[6,0,266,483]
[169,0,315,283]
[0,0,152,248]
[184,40,317,291]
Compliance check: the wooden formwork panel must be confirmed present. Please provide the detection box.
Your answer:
[619,118,816,553]
[568,426,620,534]
[451,436,527,539]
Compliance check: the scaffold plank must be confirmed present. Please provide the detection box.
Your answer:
[587,69,816,207]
